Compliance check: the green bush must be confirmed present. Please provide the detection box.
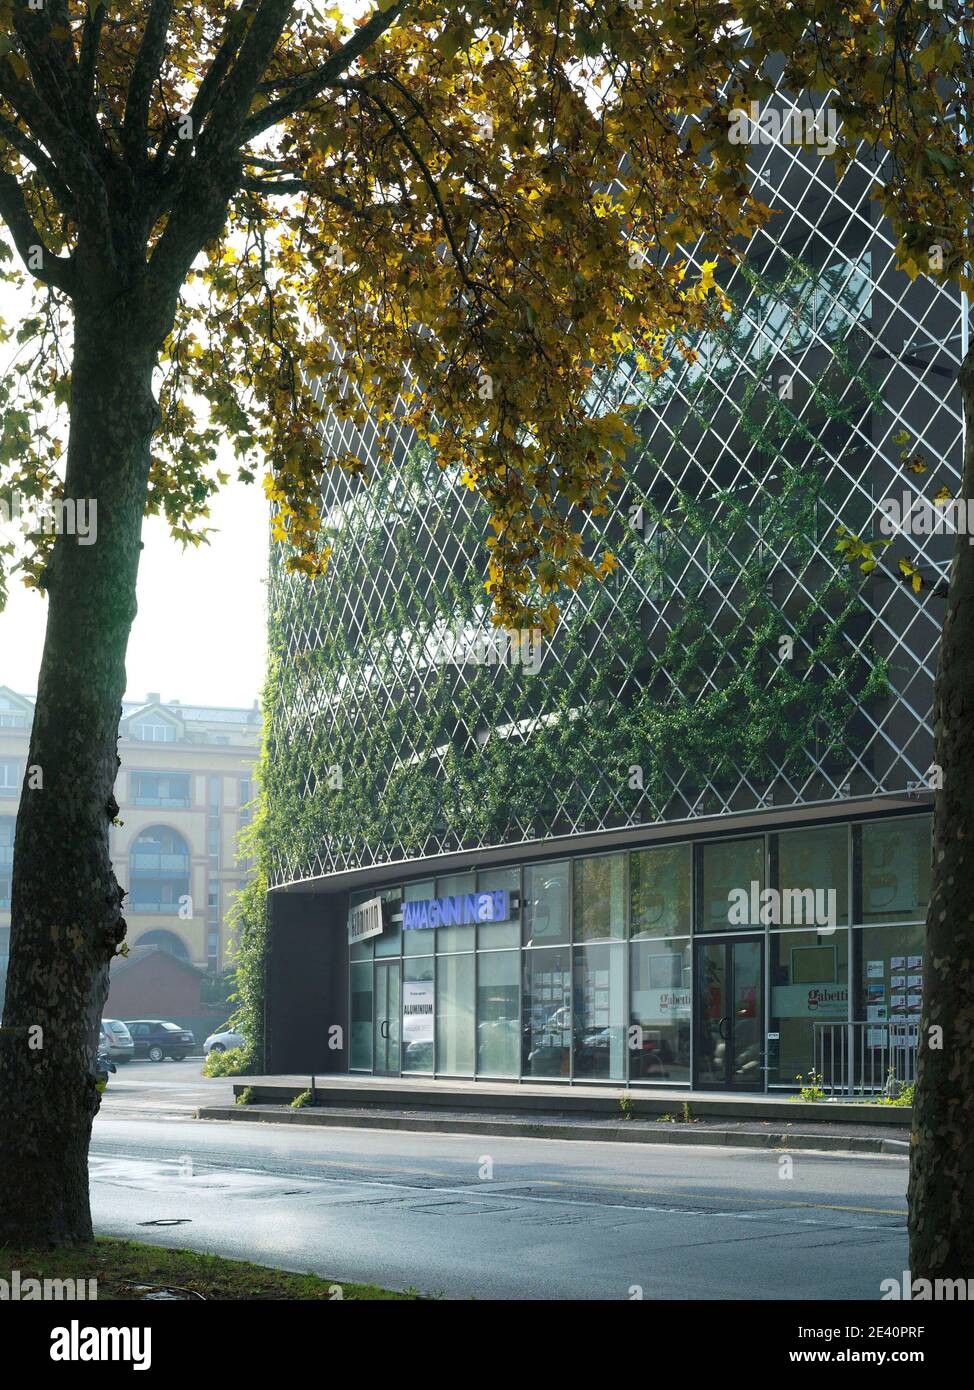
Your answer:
[203,1045,251,1078]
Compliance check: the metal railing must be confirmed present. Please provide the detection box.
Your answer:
[813,1020,918,1098]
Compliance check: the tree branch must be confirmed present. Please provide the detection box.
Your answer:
[238,1,406,143]
[123,0,175,162]
[0,169,75,294]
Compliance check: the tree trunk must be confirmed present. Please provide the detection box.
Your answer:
[908,345,974,1281]
[0,297,161,1246]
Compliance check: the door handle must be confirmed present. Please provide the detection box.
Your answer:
[380,1020,390,1039]
[717,1016,727,1041]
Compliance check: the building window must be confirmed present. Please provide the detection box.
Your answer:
[0,817,13,910]
[133,928,190,960]
[773,824,849,928]
[402,956,434,1074]
[476,951,520,1077]
[630,844,691,939]
[697,838,764,931]
[630,937,691,1083]
[522,946,571,1078]
[573,853,625,942]
[129,826,190,913]
[523,861,570,946]
[435,954,474,1075]
[132,719,176,743]
[131,772,191,808]
[350,962,373,1069]
[0,761,20,797]
[573,942,625,1080]
[856,817,932,924]
[768,928,849,1087]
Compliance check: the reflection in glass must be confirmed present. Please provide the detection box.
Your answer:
[630,844,691,939]
[477,952,520,1076]
[522,947,571,1077]
[349,961,373,1070]
[573,854,625,941]
[858,818,931,924]
[523,861,570,945]
[699,838,764,931]
[435,953,474,1074]
[768,929,849,1086]
[572,944,625,1080]
[775,825,848,928]
[629,940,691,1082]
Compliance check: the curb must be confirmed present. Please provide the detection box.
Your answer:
[196,1105,909,1155]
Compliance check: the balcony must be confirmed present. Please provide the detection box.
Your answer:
[132,796,191,808]
[129,852,190,873]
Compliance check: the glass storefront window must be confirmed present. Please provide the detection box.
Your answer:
[523,861,570,945]
[774,825,848,928]
[573,943,625,1080]
[435,953,475,1074]
[435,872,476,953]
[630,844,691,939]
[477,866,520,949]
[630,939,691,1083]
[698,837,764,931]
[349,961,373,1070]
[857,817,931,924]
[573,853,625,941]
[854,923,924,1027]
[375,887,402,957]
[476,952,520,1076]
[768,928,849,1086]
[403,878,434,955]
[522,947,571,1078]
[402,956,434,1073]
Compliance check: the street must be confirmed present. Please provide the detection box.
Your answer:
[92,1063,908,1300]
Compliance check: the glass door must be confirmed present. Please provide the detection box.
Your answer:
[373,961,401,1075]
[694,935,764,1090]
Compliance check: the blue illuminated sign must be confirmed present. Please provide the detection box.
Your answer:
[402,890,512,931]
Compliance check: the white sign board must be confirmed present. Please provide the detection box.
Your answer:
[402,980,434,1045]
[348,896,385,945]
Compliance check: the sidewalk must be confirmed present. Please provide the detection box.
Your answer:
[197,1073,912,1155]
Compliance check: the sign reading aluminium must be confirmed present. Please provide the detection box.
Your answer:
[402,890,515,931]
[348,895,386,944]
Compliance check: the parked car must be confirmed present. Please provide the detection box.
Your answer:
[124,1019,195,1061]
[100,1018,135,1062]
[203,1024,246,1055]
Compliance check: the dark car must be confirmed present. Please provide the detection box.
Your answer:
[123,1019,195,1062]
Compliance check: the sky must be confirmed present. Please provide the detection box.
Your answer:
[0,284,270,710]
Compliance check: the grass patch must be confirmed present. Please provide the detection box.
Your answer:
[0,1237,416,1300]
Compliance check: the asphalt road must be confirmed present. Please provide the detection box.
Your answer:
[91,1063,908,1300]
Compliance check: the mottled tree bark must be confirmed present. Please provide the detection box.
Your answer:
[0,294,163,1244]
[908,348,974,1281]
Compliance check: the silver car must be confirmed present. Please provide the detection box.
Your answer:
[101,1018,135,1062]
[203,1024,246,1055]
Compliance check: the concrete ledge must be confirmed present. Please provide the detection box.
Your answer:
[198,1104,910,1155]
[228,1076,913,1127]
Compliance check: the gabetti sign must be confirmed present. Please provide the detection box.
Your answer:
[402,890,514,931]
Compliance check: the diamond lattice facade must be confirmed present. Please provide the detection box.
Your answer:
[259,84,960,1091]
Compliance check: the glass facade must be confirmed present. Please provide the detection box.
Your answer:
[346,813,931,1090]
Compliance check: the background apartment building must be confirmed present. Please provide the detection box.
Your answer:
[0,687,261,1008]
